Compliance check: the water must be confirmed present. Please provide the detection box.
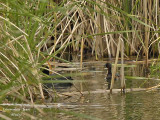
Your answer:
[2,61,160,120]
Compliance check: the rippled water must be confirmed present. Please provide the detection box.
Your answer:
[3,61,160,120]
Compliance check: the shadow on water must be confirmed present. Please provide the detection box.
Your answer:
[2,61,160,120]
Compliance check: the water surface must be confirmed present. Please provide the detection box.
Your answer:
[2,61,160,120]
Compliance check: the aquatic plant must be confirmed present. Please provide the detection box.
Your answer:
[0,0,159,119]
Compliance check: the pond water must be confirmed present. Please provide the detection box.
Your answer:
[2,61,160,120]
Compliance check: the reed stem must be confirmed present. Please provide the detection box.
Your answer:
[110,38,121,92]
[120,38,125,92]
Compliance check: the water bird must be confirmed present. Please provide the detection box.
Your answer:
[105,63,120,89]
[42,66,73,89]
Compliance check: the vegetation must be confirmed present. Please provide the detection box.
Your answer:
[0,0,159,119]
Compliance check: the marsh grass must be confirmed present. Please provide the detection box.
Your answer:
[0,0,159,119]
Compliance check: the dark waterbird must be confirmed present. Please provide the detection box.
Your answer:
[105,63,120,89]
[42,66,73,89]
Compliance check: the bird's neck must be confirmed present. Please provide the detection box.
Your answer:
[108,68,112,74]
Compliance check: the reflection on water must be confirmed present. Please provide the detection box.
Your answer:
[3,62,160,120]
